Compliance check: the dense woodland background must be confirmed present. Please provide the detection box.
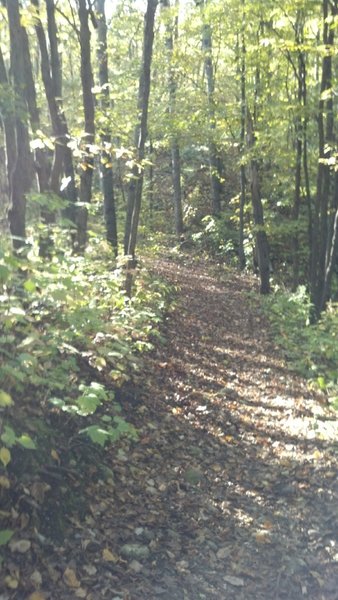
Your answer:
[0,3,338,441]
[1,0,338,311]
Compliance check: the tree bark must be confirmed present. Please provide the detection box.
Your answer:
[162,0,184,238]
[32,0,78,232]
[77,0,96,252]
[124,0,158,258]
[6,0,33,250]
[21,24,54,257]
[197,0,222,216]
[238,0,246,270]
[310,0,337,318]
[96,0,118,255]
[247,109,270,294]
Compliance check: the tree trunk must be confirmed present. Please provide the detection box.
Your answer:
[310,0,337,318]
[247,109,270,294]
[238,0,246,270]
[21,24,54,257]
[96,0,118,255]
[32,0,78,234]
[77,0,96,252]
[124,0,158,258]
[0,50,13,237]
[6,0,33,251]
[197,0,222,215]
[162,0,184,238]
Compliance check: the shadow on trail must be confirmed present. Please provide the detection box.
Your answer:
[26,257,337,600]
[92,258,337,600]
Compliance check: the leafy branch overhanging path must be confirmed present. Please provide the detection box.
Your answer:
[13,257,338,599]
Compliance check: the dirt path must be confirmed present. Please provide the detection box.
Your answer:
[10,257,338,599]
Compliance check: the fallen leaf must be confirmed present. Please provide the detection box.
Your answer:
[102,548,119,563]
[83,565,97,576]
[255,530,272,543]
[30,482,51,503]
[63,568,81,588]
[28,593,46,600]
[4,575,19,589]
[75,588,87,598]
[30,570,43,586]
[223,575,244,587]
[129,560,143,573]
[0,476,10,488]
[51,449,60,463]
[216,546,231,560]
[0,447,11,467]
[9,539,31,553]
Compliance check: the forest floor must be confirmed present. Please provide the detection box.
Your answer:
[3,254,338,600]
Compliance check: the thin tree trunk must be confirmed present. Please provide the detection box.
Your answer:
[162,0,184,237]
[96,0,118,255]
[238,0,246,270]
[6,0,33,251]
[124,0,158,259]
[77,0,95,252]
[247,109,270,295]
[197,0,222,215]
[21,24,54,257]
[32,0,78,233]
[0,49,14,237]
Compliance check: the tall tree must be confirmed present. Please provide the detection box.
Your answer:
[310,0,338,317]
[32,0,78,237]
[196,0,222,216]
[162,0,184,238]
[96,0,118,255]
[247,107,271,295]
[21,24,54,257]
[77,0,96,251]
[6,0,32,250]
[124,0,158,258]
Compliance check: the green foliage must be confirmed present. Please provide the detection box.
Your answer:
[191,214,239,262]
[0,530,14,547]
[264,287,338,407]
[0,239,172,467]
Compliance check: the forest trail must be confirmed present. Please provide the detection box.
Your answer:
[14,256,338,600]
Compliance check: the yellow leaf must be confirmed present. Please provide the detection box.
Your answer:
[28,593,46,600]
[0,390,13,407]
[0,476,10,489]
[51,449,60,463]
[102,548,118,563]
[9,539,31,553]
[63,568,81,588]
[0,447,11,467]
[5,575,19,589]
[255,530,272,544]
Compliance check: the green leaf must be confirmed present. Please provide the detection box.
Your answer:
[79,425,111,446]
[0,390,13,407]
[0,529,14,546]
[17,435,36,450]
[1,426,17,447]
[49,397,66,409]
[76,393,101,416]
[23,279,36,293]
[0,265,10,284]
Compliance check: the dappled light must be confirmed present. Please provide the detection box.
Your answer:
[1,0,338,598]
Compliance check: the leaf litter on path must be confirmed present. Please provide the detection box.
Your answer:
[1,256,337,599]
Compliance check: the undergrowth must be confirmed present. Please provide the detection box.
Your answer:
[0,239,173,545]
[263,285,338,410]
